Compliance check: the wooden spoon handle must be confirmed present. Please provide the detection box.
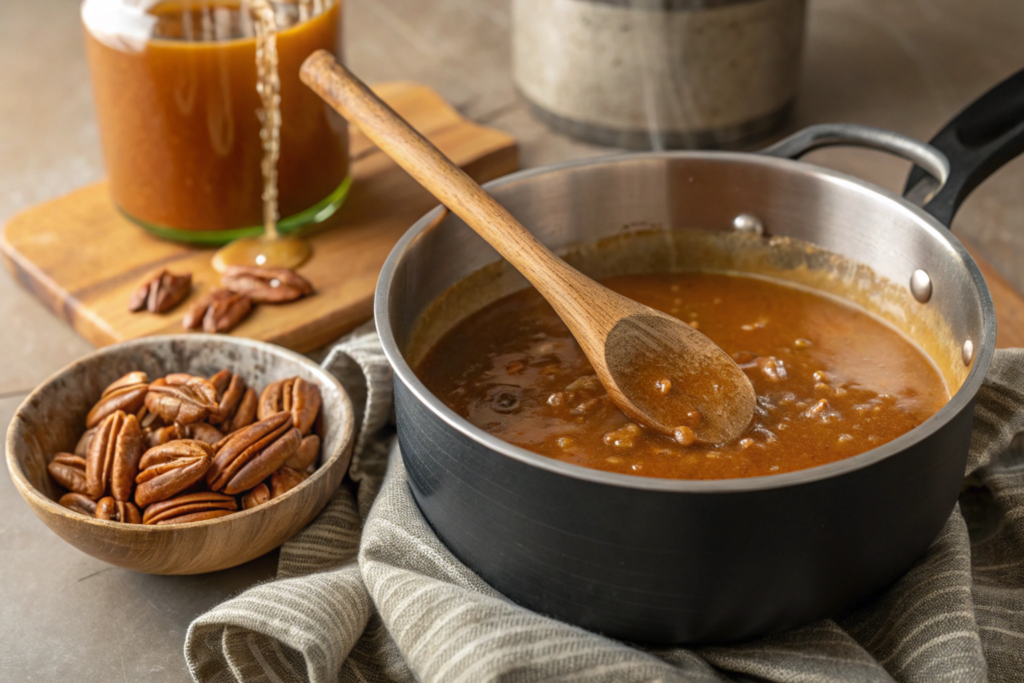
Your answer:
[301,52,757,444]
[300,51,589,307]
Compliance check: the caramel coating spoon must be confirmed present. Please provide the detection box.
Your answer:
[300,52,755,444]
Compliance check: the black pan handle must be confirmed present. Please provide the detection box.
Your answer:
[904,68,1024,228]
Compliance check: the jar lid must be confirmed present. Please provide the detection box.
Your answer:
[81,0,159,52]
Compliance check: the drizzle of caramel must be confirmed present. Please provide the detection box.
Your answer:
[213,233,311,271]
[213,0,313,270]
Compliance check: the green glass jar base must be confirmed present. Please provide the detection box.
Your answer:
[121,175,353,245]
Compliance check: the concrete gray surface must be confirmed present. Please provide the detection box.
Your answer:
[2,0,1024,680]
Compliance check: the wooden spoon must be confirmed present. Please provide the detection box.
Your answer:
[300,52,756,444]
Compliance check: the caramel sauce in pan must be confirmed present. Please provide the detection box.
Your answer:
[415,272,949,480]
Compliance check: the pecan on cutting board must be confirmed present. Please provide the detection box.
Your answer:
[128,270,192,313]
[221,266,312,303]
[183,288,253,333]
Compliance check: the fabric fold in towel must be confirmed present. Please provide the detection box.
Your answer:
[185,329,1024,683]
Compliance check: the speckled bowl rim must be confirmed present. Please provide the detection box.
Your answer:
[6,334,355,533]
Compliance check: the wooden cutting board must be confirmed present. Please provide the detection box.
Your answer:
[0,81,519,353]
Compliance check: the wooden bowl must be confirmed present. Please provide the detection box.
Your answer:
[6,335,355,574]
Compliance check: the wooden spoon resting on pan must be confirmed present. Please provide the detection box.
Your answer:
[300,52,756,444]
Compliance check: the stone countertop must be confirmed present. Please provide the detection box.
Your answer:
[2,0,1023,680]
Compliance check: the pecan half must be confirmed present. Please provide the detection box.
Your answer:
[183,288,253,333]
[270,467,307,498]
[87,411,144,501]
[146,425,178,449]
[95,497,142,523]
[241,483,271,510]
[137,406,164,431]
[221,266,313,303]
[284,434,320,472]
[182,291,215,330]
[207,412,301,495]
[59,492,97,516]
[144,375,219,425]
[134,440,214,508]
[228,388,258,432]
[142,492,237,525]
[209,369,231,393]
[209,370,259,432]
[177,422,224,445]
[258,377,321,436]
[165,372,209,386]
[128,270,192,313]
[75,428,96,457]
[85,372,149,429]
[48,453,91,495]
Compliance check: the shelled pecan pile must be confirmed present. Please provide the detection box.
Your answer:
[49,369,323,525]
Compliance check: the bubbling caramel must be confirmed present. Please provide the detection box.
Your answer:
[415,271,949,480]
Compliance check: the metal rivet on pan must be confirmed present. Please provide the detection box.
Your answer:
[732,213,764,235]
[962,339,974,366]
[910,269,932,303]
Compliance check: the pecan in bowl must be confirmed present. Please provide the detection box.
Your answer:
[86,411,145,501]
[209,369,257,432]
[142,492,238,525]
[53,372,325,521]
[95,497,142,524]
[207,412,302,495]
[258,377,322,436]
[144,374,220,425]
[134,440,215,508]
[85,371,149,428]
[47,454,90,496]
[6,335,354,575]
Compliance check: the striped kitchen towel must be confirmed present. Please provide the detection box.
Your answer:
[185,329,1024,682]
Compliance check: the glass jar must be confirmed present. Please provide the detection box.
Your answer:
[82,0,350,243]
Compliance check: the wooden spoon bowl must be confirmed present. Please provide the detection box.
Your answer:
[5,335,354,575]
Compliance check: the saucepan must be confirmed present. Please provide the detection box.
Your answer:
[375,69,1024,643]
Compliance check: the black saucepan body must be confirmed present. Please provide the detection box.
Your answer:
[375,70,1024,643]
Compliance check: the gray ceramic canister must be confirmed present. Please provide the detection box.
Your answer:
[512,0,806,149]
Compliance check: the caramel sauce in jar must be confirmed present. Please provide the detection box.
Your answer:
[83,0,349,240]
